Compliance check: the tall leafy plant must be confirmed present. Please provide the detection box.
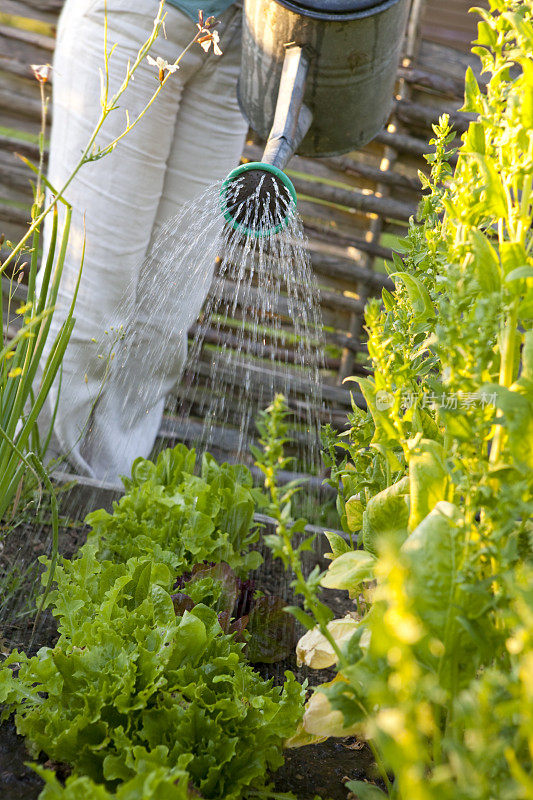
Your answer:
[0,126,80,524]
[268,2,533,797]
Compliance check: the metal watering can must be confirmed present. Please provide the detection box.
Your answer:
[220,0,410,236]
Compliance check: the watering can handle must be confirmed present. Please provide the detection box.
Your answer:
[261,45,312,171]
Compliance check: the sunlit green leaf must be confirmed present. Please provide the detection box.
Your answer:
[469,229,500,291]
[345,495,364,532]
[390,272,435,320]
[321,550,376,593]
[345,780,388,800]
[462,68,483,113]
[407,438,448,532]
[324,531,352,561]
[363,477,410,555]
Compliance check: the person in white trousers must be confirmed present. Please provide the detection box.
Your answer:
[40,0,247,482]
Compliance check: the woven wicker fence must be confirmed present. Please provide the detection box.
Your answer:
[0,0,484,469]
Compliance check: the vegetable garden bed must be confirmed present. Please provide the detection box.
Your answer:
[2,4,533,800]
[0,458,378,800]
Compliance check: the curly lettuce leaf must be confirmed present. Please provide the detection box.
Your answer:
[86,444,262,577]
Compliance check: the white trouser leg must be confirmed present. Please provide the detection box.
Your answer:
[39,0,246,480]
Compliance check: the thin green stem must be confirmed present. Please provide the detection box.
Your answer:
[258,399,348,669]
[35,79,47,211]
[489,296,519,466]
[0,425,40,524]
[369,738,393,795]
[266,492,348,667]
[100,35,201,156]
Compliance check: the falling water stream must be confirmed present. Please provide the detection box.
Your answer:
[99,173,328,480]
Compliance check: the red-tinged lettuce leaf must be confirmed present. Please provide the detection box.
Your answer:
[235,577,255,618]
[246,596,296,663]
[217,611,231,634]
[171,592,195,615]
[217,612,249,641]
[229,614,249,642]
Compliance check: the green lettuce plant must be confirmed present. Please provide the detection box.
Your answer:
[86,444,265,576]
[0,442,305,799]
[32,764,192,800]
[0,532,303,799]
[0,554,304,798]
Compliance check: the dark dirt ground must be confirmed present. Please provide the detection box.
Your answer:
[0,510,381,800]
[1,717,381,800]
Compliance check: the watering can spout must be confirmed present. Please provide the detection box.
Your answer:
[220,46,311,237]
[261,45,312,171]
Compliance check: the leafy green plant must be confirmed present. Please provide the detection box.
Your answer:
[0,502,304,800]
[32,763,192,800]
[86,444,264,576]
[268,2,533,798]
[253,395,346,667]
[85,441,295,662]
[0,442,306,799]
[0,165,80,528]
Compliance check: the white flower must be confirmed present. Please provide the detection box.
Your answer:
[31,64,51,83]
[146,55,179,83]
[198,28,222,56]
[196,10,223,56]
